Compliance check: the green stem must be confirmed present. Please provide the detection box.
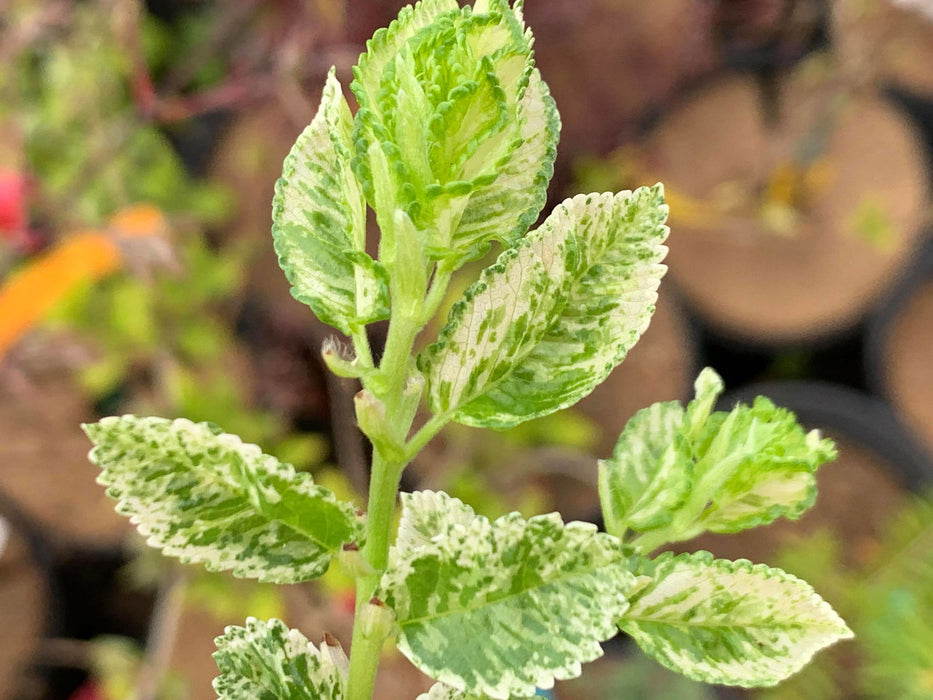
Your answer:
[351,327,374,369]
[346,450,405,700]
[345,252,453,698]
[405,412,451,462]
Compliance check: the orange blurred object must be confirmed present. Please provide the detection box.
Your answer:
[108,202,167,240]
[0,204,168,359]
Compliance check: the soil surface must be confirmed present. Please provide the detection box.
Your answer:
[884,279,933,457]
[643,75,929,343]
[0,374,129,546]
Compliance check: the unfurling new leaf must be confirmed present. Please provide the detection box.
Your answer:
[618,551,854,687]
[421,186,669,429]
[599,367,836,551]
[378,491,637,699]
[84,416,363,583]
[351,0,558,267]
[213,617,349,699]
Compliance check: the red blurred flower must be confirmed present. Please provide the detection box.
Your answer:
[0,170,40,253]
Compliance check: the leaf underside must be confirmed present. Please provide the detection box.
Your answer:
[620,551,853,687]
[213,617,348,699]
[379,491,636,700]
[84,415,363,583]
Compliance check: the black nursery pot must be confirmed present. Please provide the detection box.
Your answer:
[866,234,933,463]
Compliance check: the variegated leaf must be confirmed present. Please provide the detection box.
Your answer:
[418,221,576,424]
[213,617,348,699]
[84,416,364,583]
[598,401,689,536]
[454,67,560,255]
[352,0,460,117]
[352,1,537,262]
[421,186,668,428]
[689,397,836,536]
[598,367,723,539]
[417,683,503,700]
[619,551,853,687]
[600,368,836,551]
[379,491,635,700]
[273,68,388,335]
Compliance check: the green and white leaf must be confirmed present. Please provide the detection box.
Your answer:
[273,69,388,335]
[379,491,636,700]
[688,397,836,536]
[84,416,364,583]
[352,1,539,263]
[418,217,576,425]
[417,683,511,700]
[454,67,560,255]
[619,551,853,687]
[600,367,836,551]
[598,400,690,536]
[598,367,723,539]
[213,617,348,699]
[417,685,467,700]
[352,0,460,117]
[421,186,668,428]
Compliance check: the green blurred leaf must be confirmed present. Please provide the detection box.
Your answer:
[600,368,836,551]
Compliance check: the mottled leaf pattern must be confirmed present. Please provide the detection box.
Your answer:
[417,683,497,700]
[598,401,689,536]
[419,220,576,421]
[351,1,540,263]
[213,617,348,699]
[598,367,722,539]
[454,68,560,253]
[421,186,668,428]
[379,491,635,700]
[273,69,388,334]
[600,368,836,550]
[689,397,836,535]
[352,0,460,116]
[84,416,363,583]
[619,552,853,687]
